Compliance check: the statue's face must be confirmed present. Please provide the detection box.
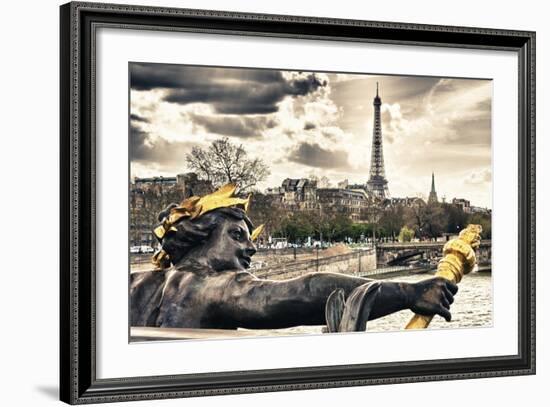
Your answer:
[202,217,257,271]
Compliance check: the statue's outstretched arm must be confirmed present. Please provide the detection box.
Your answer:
[217,272,365,329]
[216,272,454,330]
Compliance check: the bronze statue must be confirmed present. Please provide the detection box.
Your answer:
[130,185,459,332]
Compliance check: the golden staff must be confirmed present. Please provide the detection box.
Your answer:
[405,224,482,330]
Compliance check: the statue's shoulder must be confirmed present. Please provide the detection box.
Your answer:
[130,269,166,287]
[174,259,217,276]
[173,262,258,287]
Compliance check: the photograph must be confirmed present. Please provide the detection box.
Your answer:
[128,63,493,341]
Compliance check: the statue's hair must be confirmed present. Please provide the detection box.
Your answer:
[157,205,254,266]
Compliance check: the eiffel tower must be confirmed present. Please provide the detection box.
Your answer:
[367,83,390,199]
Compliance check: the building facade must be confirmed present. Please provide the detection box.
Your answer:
[266,178,372,221]
[279,178,318,210]
[129,172,213,248]
[452,197,471,212]
[316,188,369,221]
[388,196,425,208]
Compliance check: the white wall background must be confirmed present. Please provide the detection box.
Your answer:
[0,0,546,406]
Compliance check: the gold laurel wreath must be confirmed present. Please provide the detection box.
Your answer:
[151,184,264,268]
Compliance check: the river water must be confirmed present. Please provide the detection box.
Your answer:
[238,272,492,336]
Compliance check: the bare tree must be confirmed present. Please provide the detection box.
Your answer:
[360,196,385,242]
[186,137,270,192]
[404,202,445,239]
[308,172,331,188]
[247,192,285,240]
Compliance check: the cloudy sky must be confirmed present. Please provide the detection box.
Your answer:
[130,63,492,208]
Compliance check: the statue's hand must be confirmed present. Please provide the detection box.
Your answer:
[409,277,458,322]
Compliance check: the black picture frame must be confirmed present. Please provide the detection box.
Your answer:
[60,1,536,404]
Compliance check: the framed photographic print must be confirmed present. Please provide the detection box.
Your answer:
[60,1,536,404]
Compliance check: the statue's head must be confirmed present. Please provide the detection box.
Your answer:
[151,184,263,272]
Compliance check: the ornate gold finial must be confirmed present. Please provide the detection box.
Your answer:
[151,184,264,268]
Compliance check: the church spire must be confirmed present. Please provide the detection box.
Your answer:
[428,172,438,204]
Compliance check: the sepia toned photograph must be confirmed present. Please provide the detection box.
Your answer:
[128,62,492,342]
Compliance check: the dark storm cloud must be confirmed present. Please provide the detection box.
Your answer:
[130,123,195,165]
[130,63,327,115]
[130,123,149,160]
[130,113,149,123]
[288,142,349,169]
[164,75,325,114]
[189,114,278,138]
[130,63,282,90]
[165,88,279,114]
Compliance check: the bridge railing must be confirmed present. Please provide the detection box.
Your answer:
[377,239,491,249]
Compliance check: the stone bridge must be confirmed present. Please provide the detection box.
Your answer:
[376,240,492,268]
[252,249,377,280]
